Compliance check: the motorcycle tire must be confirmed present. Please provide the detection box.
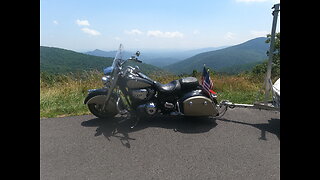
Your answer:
[87,96,118,119]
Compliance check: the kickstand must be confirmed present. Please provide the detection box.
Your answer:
[117,110,131,124]
[130,116,141,129]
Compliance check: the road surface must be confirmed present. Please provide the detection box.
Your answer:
[40,108,280,180]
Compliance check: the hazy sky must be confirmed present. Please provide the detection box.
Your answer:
[40,0,280,52]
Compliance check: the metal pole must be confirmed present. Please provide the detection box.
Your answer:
[264,3,280,105]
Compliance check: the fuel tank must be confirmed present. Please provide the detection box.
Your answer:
[126,75,153,89]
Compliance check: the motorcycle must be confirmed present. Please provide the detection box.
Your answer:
[84,44,219,127]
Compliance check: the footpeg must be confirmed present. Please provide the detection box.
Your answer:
[165,102,174,109]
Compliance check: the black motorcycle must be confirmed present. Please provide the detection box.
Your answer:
[84,44,219,126]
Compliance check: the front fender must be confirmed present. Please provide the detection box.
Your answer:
[84,88,109,105]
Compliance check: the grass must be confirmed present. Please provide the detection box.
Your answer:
[40,71,102,118]
[211,74,266,104]
[40,70,267,118]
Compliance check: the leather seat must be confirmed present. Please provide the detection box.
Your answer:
[154,80,181,94]
[154,77,199,94]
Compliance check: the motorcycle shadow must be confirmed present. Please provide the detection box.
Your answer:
[81,115,217,148]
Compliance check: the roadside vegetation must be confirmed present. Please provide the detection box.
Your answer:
[40,33,279,118]
[40,70,270,118]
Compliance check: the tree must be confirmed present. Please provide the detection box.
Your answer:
[251,32,280,79]
[266,32,280,70]
[192,69,198,77]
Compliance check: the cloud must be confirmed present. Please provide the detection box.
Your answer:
[53,20,58,25]
[193,30,200,35]
[81,28,101,36]
[147,30,184,38]
[76,19,90,26]
[124,29,143,35]
[76,19,100,36]
[114,37,121,41]
[250,30,269,37]
[225,32,236,40]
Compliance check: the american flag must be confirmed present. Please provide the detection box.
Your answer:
[201,65,216,95]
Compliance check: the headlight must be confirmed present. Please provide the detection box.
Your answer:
[103,66,114,75]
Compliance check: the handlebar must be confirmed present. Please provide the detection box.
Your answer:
[128,56,142,63]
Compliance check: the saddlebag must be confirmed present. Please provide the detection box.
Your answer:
[179,77,199,90]
[180,90,219,116]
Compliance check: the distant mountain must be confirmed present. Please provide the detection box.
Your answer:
[40,46,165,75]
[40,46,113,74]
[143,57,182,67]
[84,46,228,68]
[85,49,116,57]
[164,37,269,74]
[177,46,229,59]
[218,61,263,74]
[85,49,133,59]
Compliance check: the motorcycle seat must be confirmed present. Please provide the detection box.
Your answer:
[154,80,181,94]
[179,77,199,90]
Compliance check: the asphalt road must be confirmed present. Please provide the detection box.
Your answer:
[40,108,280,180]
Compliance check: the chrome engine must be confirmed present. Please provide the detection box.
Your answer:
[130,88,155,101]
[131,88,157,116]
[145,102,157,115]
[131,89,148,100]
[137,102,157,116]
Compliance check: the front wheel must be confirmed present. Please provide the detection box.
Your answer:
[87,96,118,119]
[88,104,117,119]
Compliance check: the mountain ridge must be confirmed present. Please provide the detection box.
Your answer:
[40,46,165,75]
[164,37,269,74]
[84,46,229,67]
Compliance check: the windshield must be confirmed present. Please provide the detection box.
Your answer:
[104,44,125,75]
[112,44,124,69]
